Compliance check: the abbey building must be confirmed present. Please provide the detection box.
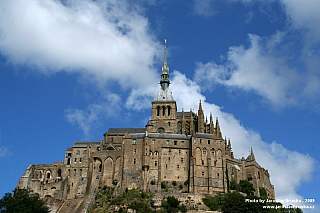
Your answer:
[18,40,275,210]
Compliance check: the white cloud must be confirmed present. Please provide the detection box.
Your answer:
[65,93,121,137]
[171,70,315,207]
[0,133,9,157]
[193,0,216,17]
[0,0,160,89]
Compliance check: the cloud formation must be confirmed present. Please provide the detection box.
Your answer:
[0,0,160,89]
[65,93,121,137]
[193,0,320,109]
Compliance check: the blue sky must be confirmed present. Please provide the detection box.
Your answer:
[0,0,319,211]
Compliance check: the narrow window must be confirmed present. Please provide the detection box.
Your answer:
[208,140,210,144]
[157,106,160,116]
[181,141,185,146]
[132,139,136,145]
[58,169,62,177]
[74,158,77,163]
[155,161,158,166]
[74,169,76,176]
[194,139,196,144]
[200,139,203,144]
[133,159,136,165]
[80,169,82,176]
[177,165,180,169]
[79,158,82,163]
[162,106,165,116]
[181,158,184,163]
[214,161,217,166]
[174,141,177,145]
[134,149,137,154]
[179,149,181,154]
[217,173,220,178]
[202,172,205,177]
[152,140,155,144]
[47,173,51,179]
[201,160,205,165]
[166,140,170,145]
[168,106,171,116]
[168,157,171,162]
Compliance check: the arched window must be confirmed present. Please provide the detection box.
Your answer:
[57,169,62,177]
[168,106,171,116]
[47,172,51,179]
[157,106,160,116]
[162,106,166,116]
[203,147,207,155]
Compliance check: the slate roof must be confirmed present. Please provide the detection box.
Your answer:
[153,87,175,102]
[107,128,146,134]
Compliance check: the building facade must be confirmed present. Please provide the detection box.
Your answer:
[18,40,275,204]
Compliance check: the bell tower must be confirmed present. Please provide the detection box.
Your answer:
[150,39,177,133]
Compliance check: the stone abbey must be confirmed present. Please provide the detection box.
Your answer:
[18,40,275,211]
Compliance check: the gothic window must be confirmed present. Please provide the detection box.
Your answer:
[157,106,160,116]
[132,139,136,145]
[211,149,215,155]
[168,106,171,116]
[47,172,51,179]
[203,147,207,155]
[158,127,165,133]
[162,106,165,116]
[57,169,62,177]
[258,171,260,179]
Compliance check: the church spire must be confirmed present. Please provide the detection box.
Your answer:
[160,39,170,90]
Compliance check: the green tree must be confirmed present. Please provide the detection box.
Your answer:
[221,192,246,213]
[162,196,180,213]
[0,188,49,213]
[202,193,225,211]
[238,180,255,195]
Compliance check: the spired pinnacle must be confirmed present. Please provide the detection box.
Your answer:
[160,39,170,90]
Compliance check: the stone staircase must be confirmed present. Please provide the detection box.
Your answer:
[83,173,101,213]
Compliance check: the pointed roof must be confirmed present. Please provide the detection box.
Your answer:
[153,39,175,102]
